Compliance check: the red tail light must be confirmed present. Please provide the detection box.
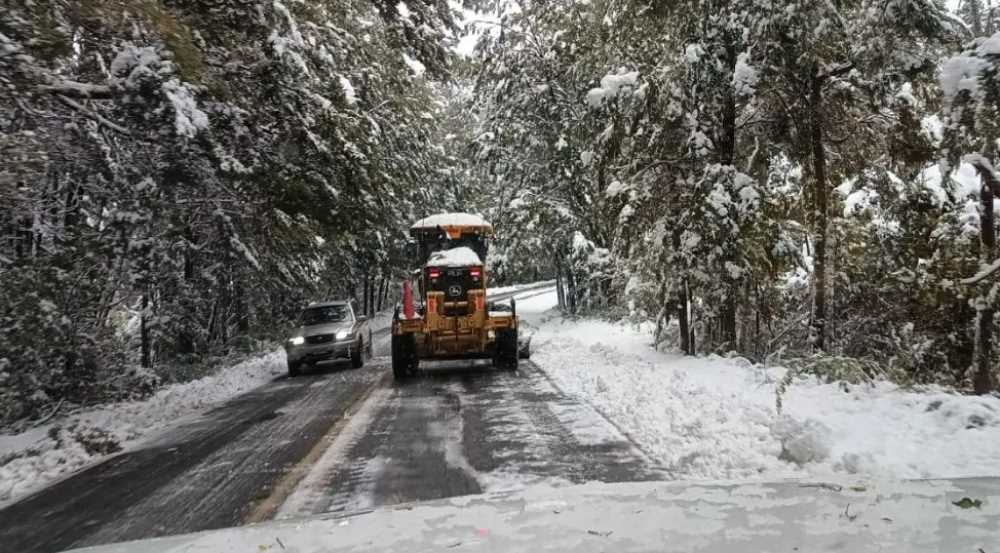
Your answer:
[428,268,441,279]
[469,267,482,279]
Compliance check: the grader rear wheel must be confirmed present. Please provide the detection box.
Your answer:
[392,333,418,380]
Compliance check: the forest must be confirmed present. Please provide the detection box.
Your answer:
[3,0,1000,425]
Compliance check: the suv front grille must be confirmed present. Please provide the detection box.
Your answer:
[305,334,334,344]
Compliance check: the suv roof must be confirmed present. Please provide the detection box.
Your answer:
[305,300,350,309]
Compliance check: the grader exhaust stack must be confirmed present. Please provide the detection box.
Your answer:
[391,213,519,379]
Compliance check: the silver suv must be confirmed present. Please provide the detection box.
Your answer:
[284,301,373,376]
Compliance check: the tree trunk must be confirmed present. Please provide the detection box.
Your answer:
[567,269,578,314]
[721,295,737,351]
[654,276,671,348]
[717,41,739,348]
[562,252,578,314]
[972,0,984,35]
[177,227,196,355]
[555,270,565,309]
[678,280,692,355]
[367,275,376,316]
[809,68,829,351]
[234,279,249,333]
[206,299,219,344]
[141,292,151,368]
[362,274,370,316]
[974,182,996,394]
[376,278,387,311]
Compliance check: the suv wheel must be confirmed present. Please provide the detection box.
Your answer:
[288,360,302,377]
[351,339,365,368]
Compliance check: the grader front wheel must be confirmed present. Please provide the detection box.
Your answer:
[494,328,519,371]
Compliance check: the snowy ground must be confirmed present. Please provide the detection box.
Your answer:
[0,351,285,506]
[520,290,1000,482]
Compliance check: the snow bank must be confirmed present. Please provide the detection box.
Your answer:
[519,290,1000,481]
[0,351,284,506]
[425,246,482,268]
[411,212,491,231]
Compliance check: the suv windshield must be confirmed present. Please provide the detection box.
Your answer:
[300,305,350,326]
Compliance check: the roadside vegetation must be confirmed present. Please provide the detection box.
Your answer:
[5,0,1000,429]
[464,0,1000,395]
[0,0,465,424]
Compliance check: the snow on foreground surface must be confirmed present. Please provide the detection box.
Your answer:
[519,290,1000,481]
[0,351,284,505]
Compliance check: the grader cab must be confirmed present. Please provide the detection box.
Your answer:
[391,213,519,379]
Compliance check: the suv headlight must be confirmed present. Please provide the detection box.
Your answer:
[289,336,305,346]
[335,330,350,340]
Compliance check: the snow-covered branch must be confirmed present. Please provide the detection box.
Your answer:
[962,258,1000,285]
[964,154,1000,199]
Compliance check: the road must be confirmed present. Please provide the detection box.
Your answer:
[0,287,662,553]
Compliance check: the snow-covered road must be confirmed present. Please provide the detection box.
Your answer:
[275,358,660,522]
[3,285,629,553]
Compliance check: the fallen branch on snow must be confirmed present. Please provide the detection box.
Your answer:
[35,398,65,426]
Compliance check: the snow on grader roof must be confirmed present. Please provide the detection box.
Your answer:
[425,246,483,268]
[410,212,492,233]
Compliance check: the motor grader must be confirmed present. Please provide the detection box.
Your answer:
[391,213,519,379]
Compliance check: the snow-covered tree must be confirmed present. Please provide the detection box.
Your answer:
[0,0,461,421]
[940,29,1000,393]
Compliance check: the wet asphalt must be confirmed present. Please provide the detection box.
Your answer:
[282,361,661,518]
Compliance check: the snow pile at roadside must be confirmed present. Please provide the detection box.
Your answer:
[0,350,284,505]
[519,290,1000,481]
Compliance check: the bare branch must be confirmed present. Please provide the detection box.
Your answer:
[629,157,687,181]
[820,63,855,81]
[55,95,132,136]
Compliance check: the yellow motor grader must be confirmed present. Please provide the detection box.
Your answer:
[391,213,519,379]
